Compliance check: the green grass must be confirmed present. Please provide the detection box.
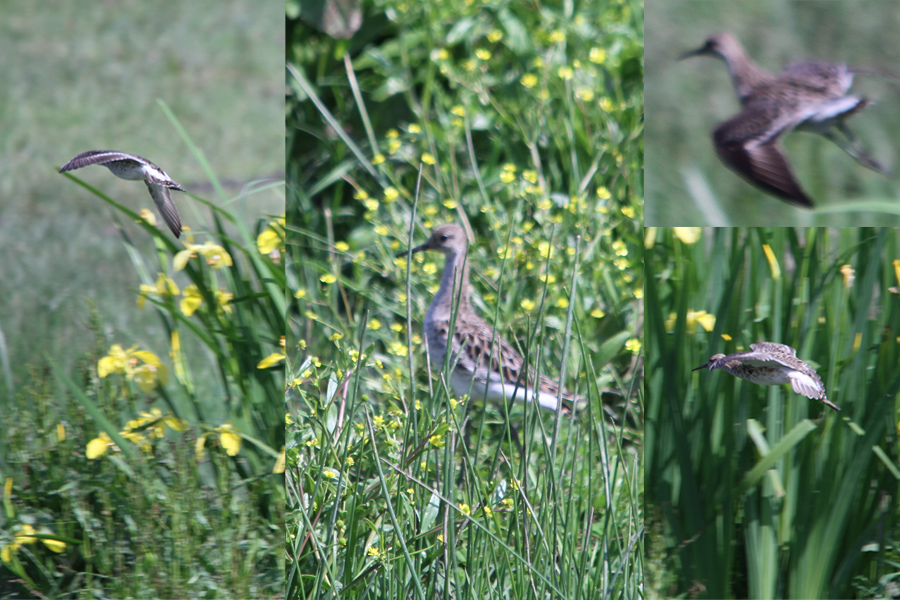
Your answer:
[645,0,900,225]
[646,227,900,598]
[287,0,643,597]
[0,2,285,597]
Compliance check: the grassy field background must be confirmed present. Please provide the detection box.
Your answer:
[0,1,285,597]
[645,0,900,226]
[0,0,284,385]
[646,227,900,597]
[287,0,644,597]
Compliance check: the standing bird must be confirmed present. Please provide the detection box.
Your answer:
[60,150,185,238]
[680,32,890,207]
[693,341,840,412]
[400,224,586,414]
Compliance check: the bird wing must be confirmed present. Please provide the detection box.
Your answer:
[749,342,796,356]
[146,183,183,238]
[60,150,145,173]
[449,318,580,402]
[787,371,824,399]
[713,112,813,207]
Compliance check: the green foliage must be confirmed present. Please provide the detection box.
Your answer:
[287,0,644,597]
[646,227,900,598]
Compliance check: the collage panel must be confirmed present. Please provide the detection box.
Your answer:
[287,0,644,597]
[646,227,900,597]
[0,1,284,597]
[646,1,900,226]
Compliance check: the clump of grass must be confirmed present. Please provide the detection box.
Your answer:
[287,0,643,597]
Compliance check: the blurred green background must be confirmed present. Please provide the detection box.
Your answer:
[646,0,900,225]
[0,0,284,388]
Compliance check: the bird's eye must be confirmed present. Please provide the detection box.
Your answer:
[440,235,449,241]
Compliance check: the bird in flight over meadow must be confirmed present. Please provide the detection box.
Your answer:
[693,341,841,412]
[60,150,185,238]
[680,32,890,207]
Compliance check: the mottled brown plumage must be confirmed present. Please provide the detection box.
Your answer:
[402,224,584,412]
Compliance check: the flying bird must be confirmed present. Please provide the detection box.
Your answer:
[680,32,890,207]
[693,341,841,412]
[60,150,184,238]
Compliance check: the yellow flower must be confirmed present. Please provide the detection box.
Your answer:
[762,244,781,280]
[257,215,286,254]
[673,227,702,245]
[1,524,67,559]
[388,341,408,356]
[97,344,168,392]
[273,447,286,474]
[180,284,203,317]
[520,299,535,311]
[589,47,606,64]
[138,273,179,308]
[421,153,435,165]
[840,264,855,287]
[320,273,337,284]
[217,422,242,456]
[258,336,286,368]
[86,431,114,459]
[174,242,233,271]
[384,187,400,202]
[215,290,233,314]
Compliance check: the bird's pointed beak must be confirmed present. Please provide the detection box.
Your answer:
[691,361,711,372]
[395,241,430,258]
[678,46,706,61]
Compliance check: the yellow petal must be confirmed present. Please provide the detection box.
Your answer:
[273,447,286,474]
[220,430,241,456]
[257,353,285,369]
[41,536,66,553]
[86,437,110,459]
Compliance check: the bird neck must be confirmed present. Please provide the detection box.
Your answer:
[432,249,471,317]
[719,48,770,103]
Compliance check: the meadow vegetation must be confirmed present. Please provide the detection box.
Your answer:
[287,0,644,597]
[646,227,900,598]
[1,119,286,598]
